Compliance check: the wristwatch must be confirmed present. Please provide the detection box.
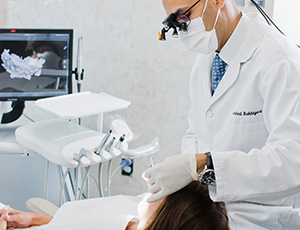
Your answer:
[199,152,216,185]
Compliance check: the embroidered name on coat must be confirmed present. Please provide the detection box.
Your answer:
[233,109,262,116]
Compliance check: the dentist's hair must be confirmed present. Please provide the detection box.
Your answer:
[145,181,229,230]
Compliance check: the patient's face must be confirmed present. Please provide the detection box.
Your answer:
[137,194,164,230]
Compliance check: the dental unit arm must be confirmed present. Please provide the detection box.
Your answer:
[104,115,160,159]
[22,125,160,215]
[15,93,159,213]
[122,137,160,159]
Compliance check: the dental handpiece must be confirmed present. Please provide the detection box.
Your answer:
[115,134,126,149]
[95,130,112,155]
[150,156,154,168]
[105,137,115,152]
[73,148,87,162]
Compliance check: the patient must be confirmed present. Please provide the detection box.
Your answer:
[0,206,8,230]
[0,181,229,230]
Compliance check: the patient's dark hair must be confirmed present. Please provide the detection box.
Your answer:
[145,181,229,230]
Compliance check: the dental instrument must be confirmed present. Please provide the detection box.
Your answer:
[95,130,112,155]
[105,137,115,152]
[115,134,125,150]
[150,156,154,168]
[74,37,84,93]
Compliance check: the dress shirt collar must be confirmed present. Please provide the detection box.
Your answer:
[218,12,249,66]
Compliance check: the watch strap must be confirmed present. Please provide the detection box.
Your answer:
[206,152,214,170]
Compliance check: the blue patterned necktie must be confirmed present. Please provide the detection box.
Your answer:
[212,54,227,95]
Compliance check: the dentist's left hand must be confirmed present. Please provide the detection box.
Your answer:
[143,153,199,203]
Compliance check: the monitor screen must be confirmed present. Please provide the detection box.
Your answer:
[0,29,73,101]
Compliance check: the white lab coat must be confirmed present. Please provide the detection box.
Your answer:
[181,12,300,229]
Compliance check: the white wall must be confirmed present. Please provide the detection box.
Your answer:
[273,0,300,46]
[0,0,7,27]
[3,0,197,197]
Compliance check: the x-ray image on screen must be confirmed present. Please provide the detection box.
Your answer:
[0,29,73,101]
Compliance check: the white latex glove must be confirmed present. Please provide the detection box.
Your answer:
[142,153,199,203]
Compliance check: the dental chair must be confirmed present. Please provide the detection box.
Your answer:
[25,197,59,217]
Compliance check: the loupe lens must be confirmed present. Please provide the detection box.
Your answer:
[176,14,190,23]
[179,22,188,32]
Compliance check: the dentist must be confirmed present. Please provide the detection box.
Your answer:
[143,0,300,228]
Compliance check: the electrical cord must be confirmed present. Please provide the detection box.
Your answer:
[77,166,91,200]
[60,168,70,207]
[98,163,104,197]
[88,174,101,196]
[107,160,113,197]
[22,113,35,123]
[250,0,270,25]
[250,0,285,34]
[250,0,299,48]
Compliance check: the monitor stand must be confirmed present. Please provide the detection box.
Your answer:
[0,101,25,124]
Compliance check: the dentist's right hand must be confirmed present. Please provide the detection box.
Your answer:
[142,153,200,203]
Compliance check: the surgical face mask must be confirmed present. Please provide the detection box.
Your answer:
[179,0,220,54]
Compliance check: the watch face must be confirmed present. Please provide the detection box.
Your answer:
[201,169,215,185]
